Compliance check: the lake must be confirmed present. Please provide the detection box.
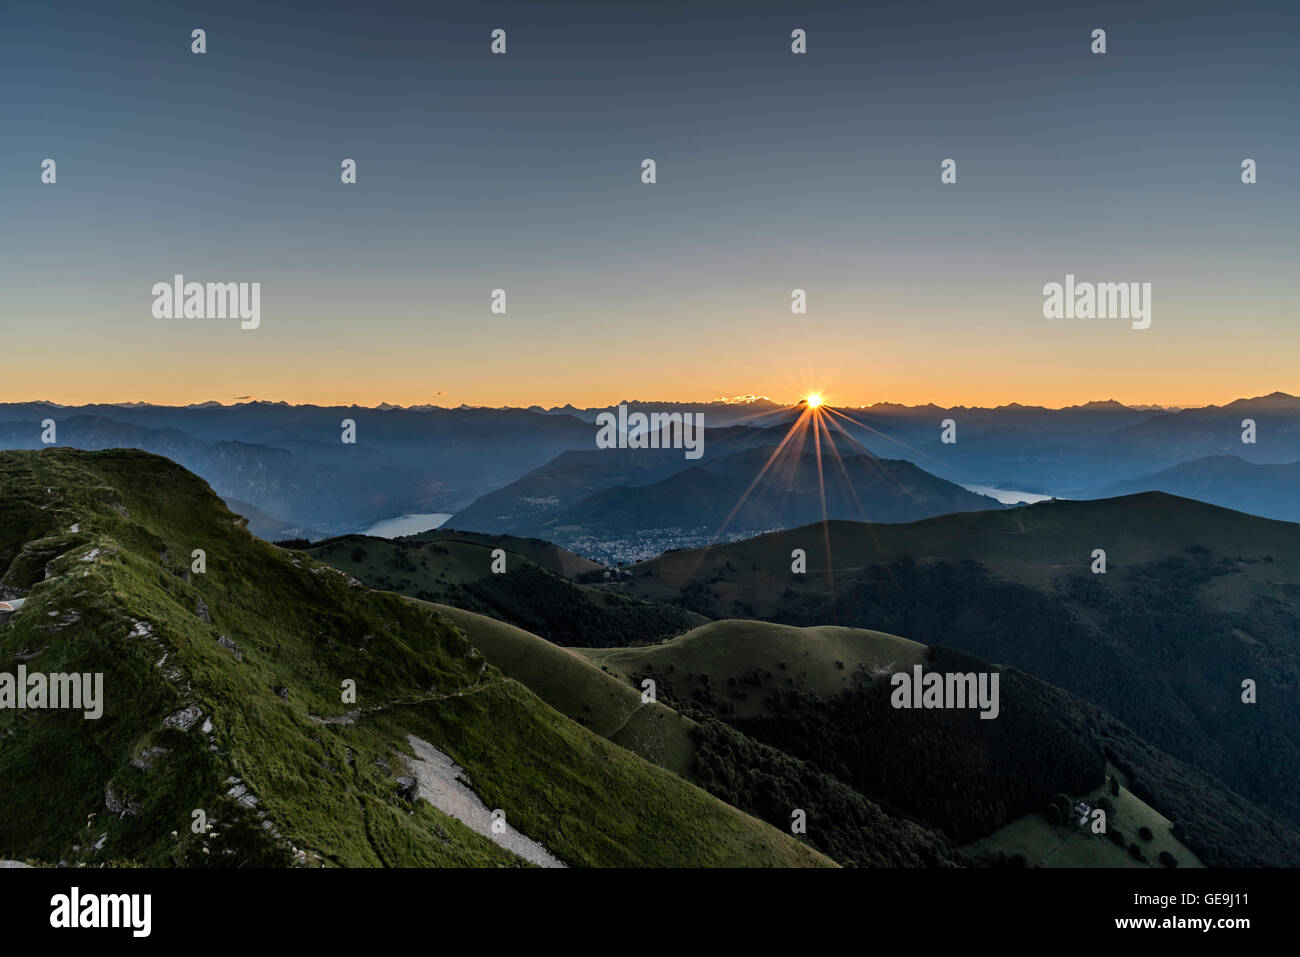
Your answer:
[961,485,1053,505]
[363,513,452,538]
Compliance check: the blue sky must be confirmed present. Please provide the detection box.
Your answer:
[1,0,1295,407]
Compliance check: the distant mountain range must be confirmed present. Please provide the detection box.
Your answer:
[1089,455,1300,523]
[913,392,1300,494]
[524,397,1178,429]
[2,393,1297,549]
[0,402,597,536]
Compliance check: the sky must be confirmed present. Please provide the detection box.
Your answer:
[0,0,1295,409]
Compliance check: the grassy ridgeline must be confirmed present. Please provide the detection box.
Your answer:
[0,448,830,868]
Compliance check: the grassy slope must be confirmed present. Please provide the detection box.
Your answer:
[432,607,971,867]
[966,764,1204,868]
[624,493,1300,834]
[403,566,1248,868]
[421,602,698,777]
[571,619,1223,867]
[307,534,703,647]
[398,529,603,578]
[435,499,1300,867]
[579,619,928,720]
[0,449,830,868]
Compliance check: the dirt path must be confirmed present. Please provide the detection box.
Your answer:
[309,677,497,725]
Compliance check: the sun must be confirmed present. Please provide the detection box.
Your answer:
[804,393,824,409]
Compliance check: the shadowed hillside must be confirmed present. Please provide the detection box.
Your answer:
[629,494,1300,830]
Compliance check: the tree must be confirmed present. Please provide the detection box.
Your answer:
[1158,851,1178,868]
[1139,826,1154,841]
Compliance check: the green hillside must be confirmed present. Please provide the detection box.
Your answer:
[423,602,698,777]
[573,617,1300,867]
[393,528,604,578]
[434,607,970,867]
[631,492,1300,603]
[966,764,1204,869]
[627,494,1300,833]
[580,619,928,720]
[0,448,832,868]
[306,532,702,647]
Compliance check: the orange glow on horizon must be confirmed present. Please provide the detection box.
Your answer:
[0,368,1290,414]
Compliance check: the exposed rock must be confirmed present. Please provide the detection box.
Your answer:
[38,610,80,632]
[403,735,566,868]
[225,782,260,808]
[105,785,142,817]
[217,635,242,661]
[395,776,419,802]
[195,596,211,623]
[163,705,203,731]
